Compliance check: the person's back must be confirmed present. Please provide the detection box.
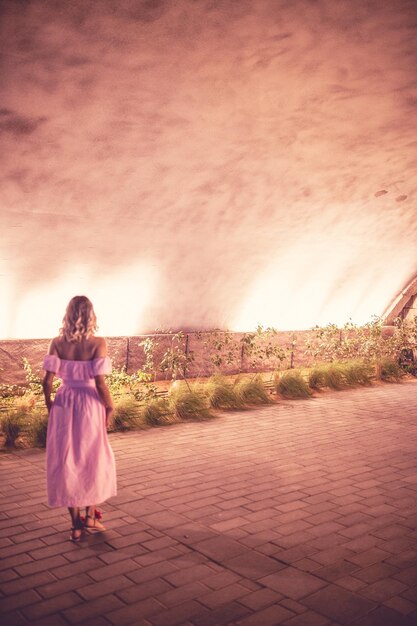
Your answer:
[50,335,106,362]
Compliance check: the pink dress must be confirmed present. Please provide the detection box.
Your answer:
[43,354,117,507]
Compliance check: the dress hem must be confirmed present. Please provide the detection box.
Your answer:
[47,491,117,508]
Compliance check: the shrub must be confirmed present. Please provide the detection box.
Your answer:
[341,361,374,386]
[205,375,243,409]
[321,363,347,390]
[378,359,404,382]
[235,377,271,405]
[169,388,212,421]
[142,398,174,426]
[0,383,26,399]
[31,411,49,447]
[112,398,143,431]
[308,367,327,390]
[275,370,311,399]
[1,411,26,447]
[308,361,374,390]
[105,366,136,395]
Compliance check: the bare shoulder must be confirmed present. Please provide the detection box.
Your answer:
[93,336,108,358]
[48,337,60,355]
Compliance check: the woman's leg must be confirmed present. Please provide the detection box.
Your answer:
[68,507,83,540]
[85,504,95,520]
[84,504,105,531]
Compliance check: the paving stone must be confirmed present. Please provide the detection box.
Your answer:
[117,578,173,604]
[0,552,33,575]
[394,564,417,586]
[63,594,125,624]
[358,577,408,602]
[385,549,417,569]
[236,603,295,625]
[115,498,164,517]
[164,564,215,587]
[140,511,190,530]
[198,582,249,608]
[156,581,208,607]
[383,595,417,615]
[345,547,390,568]
[0,569,19,584]
[14,554,69,577]
[21,591,83,620]
[352,604,417,626]
[28,614,69,626]
[201,569,242,590]
[165,522,218,546]
[0,588,42,613]
[0,538,46,558]
[193,535,247,561]
[310,546,355,566]
[336,575,367,592]
[185,601,251,626]
[282,611,332,626]
[36,572,92,599]
[260,566,327,600]
[0,610,28,625]
[27,540,77,560]
[88,558,139,581]
[0,570,55,595]
[238,587,284,610]
[315,559,359,582]
[353,562,399,584]
[50,556,104,579]
[121,598,202,626]
[274,543,319,564]
[78,574,135,600]
[303,584,377,623]
[127,560,178,584]
[224,550,285,579]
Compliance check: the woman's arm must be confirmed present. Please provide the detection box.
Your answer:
[95,375,114,409]
[42,371,54,413]
[42,338,58,412]
[94,338,114,425]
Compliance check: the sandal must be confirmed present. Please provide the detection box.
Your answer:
[70,526,83,542]
[84,513,106,532]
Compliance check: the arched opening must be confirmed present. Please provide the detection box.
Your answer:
[383,274,417,325]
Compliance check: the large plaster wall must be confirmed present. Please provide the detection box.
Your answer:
[1,0,417,338]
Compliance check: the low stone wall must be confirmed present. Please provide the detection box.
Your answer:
[0,331,316,386]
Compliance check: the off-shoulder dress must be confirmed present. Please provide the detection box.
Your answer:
[43,354,117,507]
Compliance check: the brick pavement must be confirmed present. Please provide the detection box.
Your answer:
[2,381,417,625]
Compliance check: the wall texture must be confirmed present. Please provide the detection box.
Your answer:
[1,0,417,339]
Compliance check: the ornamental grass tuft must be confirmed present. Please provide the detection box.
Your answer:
[275,370,311,399]
[234,377,271,405]
[142,398,175,426]
[112,397,143,431]
[1,413,25,447]
[169,388,212,421]
[341,360,374,386]
[30,411,49,447]
[320,363,347,390]
[308,367,327,390]
[205,375,243,410]
[1,395,36,447]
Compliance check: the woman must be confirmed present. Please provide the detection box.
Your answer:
[42,295,117,541]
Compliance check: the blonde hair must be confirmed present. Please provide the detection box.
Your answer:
[60,296,98,342]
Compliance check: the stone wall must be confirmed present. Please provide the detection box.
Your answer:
[0,331,316,386]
